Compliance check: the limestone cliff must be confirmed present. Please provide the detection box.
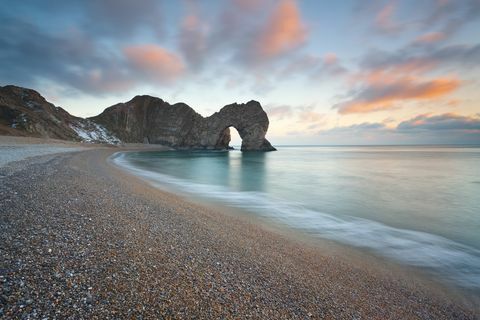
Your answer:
[0,85,119,143]
[0,85,276,151]
[91,96,276,151]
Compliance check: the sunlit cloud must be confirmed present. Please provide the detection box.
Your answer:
[335,76,460,114]
[123,45,185,84]
[255,0,307,59]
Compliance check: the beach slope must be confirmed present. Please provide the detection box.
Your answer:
[0,144,477,319]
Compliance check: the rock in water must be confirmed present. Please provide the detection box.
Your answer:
[91,96,276,151]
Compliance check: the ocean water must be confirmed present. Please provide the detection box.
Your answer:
[112,146,480,293]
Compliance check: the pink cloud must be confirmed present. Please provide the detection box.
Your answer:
[336,76,460,114]
[323,53,338,65]
[255,0,307,59]
[414,32,446,44]
[123,44,184,83]
[375,2,400,33]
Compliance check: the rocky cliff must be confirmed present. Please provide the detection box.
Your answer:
[0,85,276,151]
[0,85,120,143]
[91,96,276,151]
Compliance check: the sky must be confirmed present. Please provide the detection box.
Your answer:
[1,0,480,145]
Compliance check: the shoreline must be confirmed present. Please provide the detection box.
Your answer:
[1,139,478,318]
[108,149,480,308]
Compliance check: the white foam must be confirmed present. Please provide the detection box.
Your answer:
[112,152,480,290]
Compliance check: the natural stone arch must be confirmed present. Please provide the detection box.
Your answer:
[204,101,276,151]
[92,96,276,151]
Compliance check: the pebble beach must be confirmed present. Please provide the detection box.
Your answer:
[0,138,478,319]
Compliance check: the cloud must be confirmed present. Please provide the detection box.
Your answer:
[0,16,133,95]
[123,45,185,84]
[375,2,401,34]
[397,113,480,131]
[83,0,164,38]
[335,76,460,114]
[316,113,480,144]
[356,0,480,41]
[266,104,326,129]
[333,40,480,115]
[265,105,293,120]
[178,2,209,70]
[233,0,264,11]
[361,43,480,73]
[280,52,347,80]
[320,122,387,134]
[414,32,446,44]
[421,0,480,39]
[297,107,325,123]
[254,0,307,60]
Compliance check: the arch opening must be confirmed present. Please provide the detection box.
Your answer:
[229,126,242,149]
[215,126,244,150]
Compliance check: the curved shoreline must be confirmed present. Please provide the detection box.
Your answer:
[1,145,478,318]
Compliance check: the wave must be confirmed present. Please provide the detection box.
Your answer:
[111,152,480,291]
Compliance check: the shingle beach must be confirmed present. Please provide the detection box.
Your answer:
[0,138,478,319]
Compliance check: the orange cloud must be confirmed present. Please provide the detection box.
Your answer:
[337,76,460,114]
[256,0,307,59]
[415,32,446,44]
[124,44,184,83]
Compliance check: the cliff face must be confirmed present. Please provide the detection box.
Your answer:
[0,85,276,151]
[91,96,276,151]
[89,95,203,145]
[0,85,79,140]
[0,85,120,143]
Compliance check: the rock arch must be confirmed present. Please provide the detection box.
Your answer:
[92,96,276,151]
[202,101,276,151]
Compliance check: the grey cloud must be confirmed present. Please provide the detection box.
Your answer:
[355,0,480,39]
[397,114,480,131]
[84,0,164,38]
[320,122,387,135]
[0,15,133,95]
[361,43,480,72]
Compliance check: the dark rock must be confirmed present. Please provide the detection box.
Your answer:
[91,97,276,151]
[0,85,120,144]
[0,85,276,151]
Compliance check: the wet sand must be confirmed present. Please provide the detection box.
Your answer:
[0,139,478,318]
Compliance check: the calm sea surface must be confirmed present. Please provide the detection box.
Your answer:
[112,146,480,292]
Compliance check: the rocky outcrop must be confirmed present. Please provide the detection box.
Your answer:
[184,101,276,151]
[0,85,120,143]
[0,85,276,150]
[91,96,276,151]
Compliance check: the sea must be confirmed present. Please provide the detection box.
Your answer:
[111,145,480,295]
